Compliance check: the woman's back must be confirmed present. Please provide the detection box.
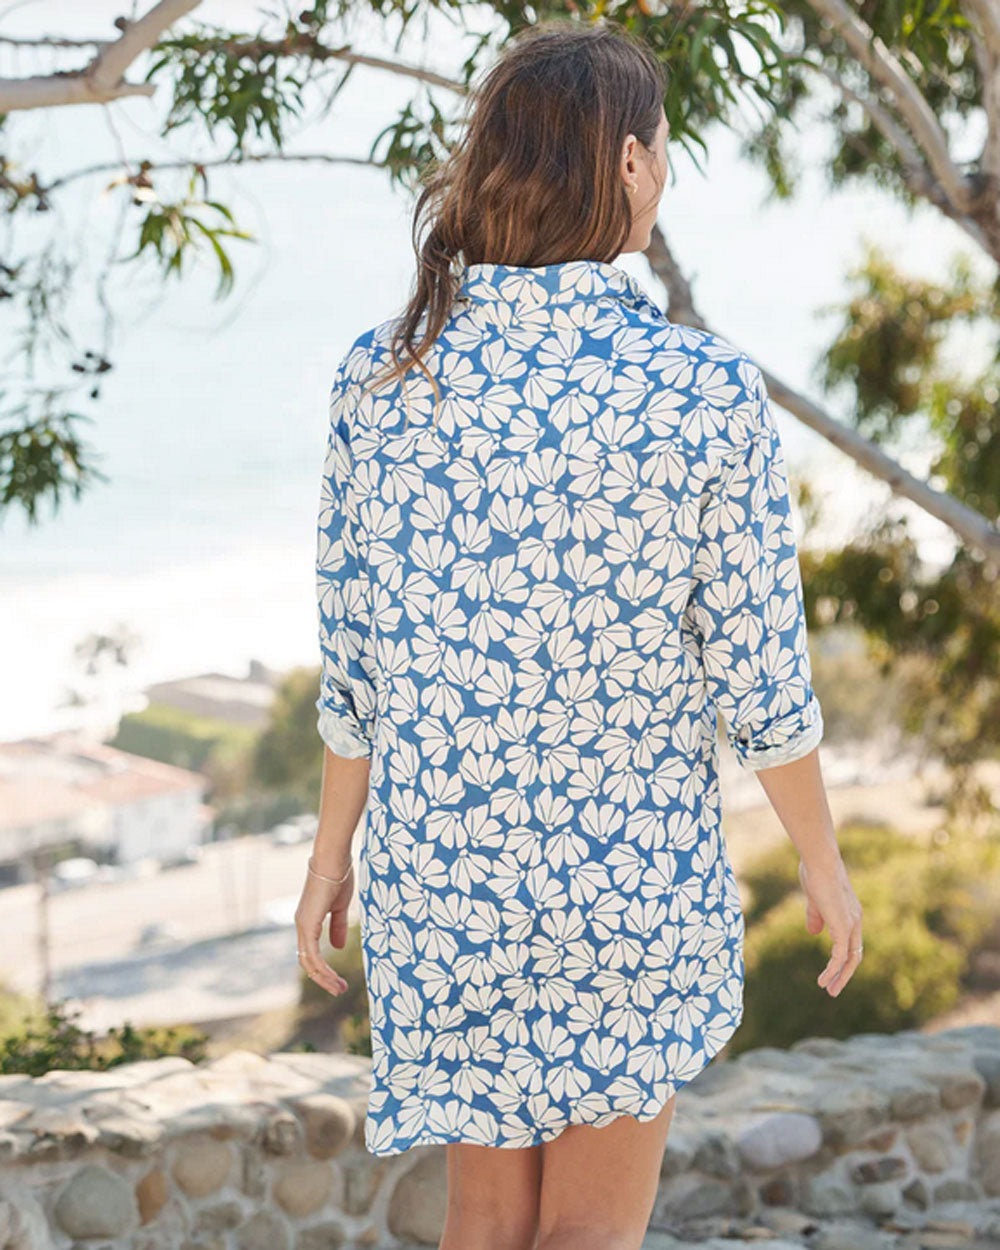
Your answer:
[315,255,823,1157]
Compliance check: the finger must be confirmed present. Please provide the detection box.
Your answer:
[821,922,863,996]
[818,930,851,994]
[828,949,861,996]
[803,894,824,936]
[831,916,865,994]
[328,905,349,950]
[298,917,348,995]
[300,949,347,996]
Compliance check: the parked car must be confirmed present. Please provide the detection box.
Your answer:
[134,921,185,949]
[262,894,298,928]
[270,822,312,847]
[50,857,100,891]
[287,812,318,834]
[160,844,204,870]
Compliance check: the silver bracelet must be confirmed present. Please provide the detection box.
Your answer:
[307,855,353,886]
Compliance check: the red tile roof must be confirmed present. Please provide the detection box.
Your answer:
[0,732,206,833]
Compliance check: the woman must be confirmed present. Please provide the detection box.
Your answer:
[297,19,863,1250]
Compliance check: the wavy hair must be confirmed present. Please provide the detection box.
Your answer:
[366,19,667,426]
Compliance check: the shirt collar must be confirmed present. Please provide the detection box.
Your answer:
[454,257,665,318]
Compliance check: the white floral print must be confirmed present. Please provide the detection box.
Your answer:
[314,257,823,1156]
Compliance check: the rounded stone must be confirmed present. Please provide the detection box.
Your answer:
[737,1113,823,1170]
[758,1175,796,1207]
[659,1125,698,1177]
[273,1160,336,1218]
[953,1115,974,1145]
[887,1078,941,1121]
[260,1110,304,1156]
[802,1175,855,1218]
[54,1164,135,1239]
[242,1150,268,1200]
[815,1086,891,1147]
[387,1151,448,1244]
[849,1155,907,1184]
[857,1179,900,1217]
[857,1126,897,1152]
[290,1095,355,1160]
[194,1200,245,1235]
[973,1049,1000,1107]
[905,1122,953,1173]
[925,1066,985,1110]
[342,1155,390,1216]
[236,1211,292,1250]
[669,1178,737,1220]
[692,1131,741,1178]
[902,1176,930,1209]
[296,1222,347,1250]
[790,1037,848,1058]
[812,1221,889,1250]
[0,1189,51,1250]
[975,1109,1000,1195]
[136,1167,168,1224]
[932,1177,980,1202]
[172,1138,233,1198]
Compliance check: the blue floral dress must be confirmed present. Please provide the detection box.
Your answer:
[314,258,823,1157]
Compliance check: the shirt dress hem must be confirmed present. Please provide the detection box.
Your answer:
[361,1000,745,1158]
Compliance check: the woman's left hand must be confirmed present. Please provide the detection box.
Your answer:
[294,864,354,996]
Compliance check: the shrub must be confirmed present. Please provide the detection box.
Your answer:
[111,703,257,774]
[734,823,1000,1052]
[1,998,209,1077]
[298,922,372,1057]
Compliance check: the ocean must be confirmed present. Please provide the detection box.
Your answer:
[0,2,968,741]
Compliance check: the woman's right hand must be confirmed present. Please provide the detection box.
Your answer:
[798,856,864,997]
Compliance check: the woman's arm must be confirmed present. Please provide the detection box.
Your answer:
[312,747,370,879]
[686,361,824,774]
[296,359,378,999]
[754,746,863,998]
[295,747,370,999]
[686,357,863,998]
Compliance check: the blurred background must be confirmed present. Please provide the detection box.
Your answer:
[1,0,998,1076]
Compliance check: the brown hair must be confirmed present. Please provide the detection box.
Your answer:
[366,19,668,424]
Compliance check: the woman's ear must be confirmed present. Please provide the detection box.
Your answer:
[620,132,639,193]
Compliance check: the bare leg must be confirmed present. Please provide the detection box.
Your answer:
[439,1140,543,1250]
[534,1094,678,1250]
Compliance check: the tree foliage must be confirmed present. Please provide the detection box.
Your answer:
[735,821,1000,1051]
[5,1,1000,780]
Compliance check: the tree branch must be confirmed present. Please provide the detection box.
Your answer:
[0,36,111,49]
[325,47,465,93]
[804,0,973,213]
[962,0,1000,180]
[643,223,1000,563]
[961,0,1000,61]
[810,62,934,193]
[0,0,201,112]
[41,150,388,196]
[807,60,991,250]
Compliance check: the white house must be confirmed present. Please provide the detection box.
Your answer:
[0,733,211,884]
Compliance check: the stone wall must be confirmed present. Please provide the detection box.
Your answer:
[1,1025,1000,1249]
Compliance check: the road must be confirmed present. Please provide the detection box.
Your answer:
[5,741,987,1034]
[2,833,364,1031]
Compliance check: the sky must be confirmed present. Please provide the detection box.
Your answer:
[0,0,988,740]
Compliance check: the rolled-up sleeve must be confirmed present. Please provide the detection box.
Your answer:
[315,363,377,759]
[687,362,823,770]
